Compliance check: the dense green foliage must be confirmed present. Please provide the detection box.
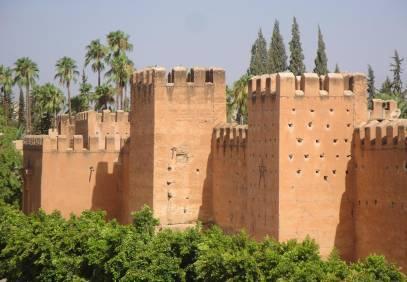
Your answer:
[30,82,65,134]
[227,74,250,124]
[0,202,405,281]
[288,17,305,76]
[313,26,328,75]
[268,20,287,73]
[249,29,268,75]
[0,111,22,207]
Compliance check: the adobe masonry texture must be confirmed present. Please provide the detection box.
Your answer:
[23,67,407,270]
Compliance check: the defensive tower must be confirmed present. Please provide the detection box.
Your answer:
[126,66,226,226]
[246,72,368,258]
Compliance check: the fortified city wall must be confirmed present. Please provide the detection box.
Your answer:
[22,66,407,271]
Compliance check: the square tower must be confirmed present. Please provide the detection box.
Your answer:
[247,72,367,259]
[125,66,226,226]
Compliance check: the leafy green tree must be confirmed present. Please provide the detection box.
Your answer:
[32,83,65,129]
[230,74,250,124]
[72,70,92,113]
[334,64,340,73]
[54,57,79,118]
[85,39,108,87]
[94,83,114,110]
[0,111,22,207]
[367,65,376,102]
[14,57,39,133]
[288,17,305,75]
[268,20,287,73]
[313,26,329,75]
[348,255,405,281]
[390,50,404,95]
[131,205,159,237]
[0,201,406,281]
[249,29,268,75]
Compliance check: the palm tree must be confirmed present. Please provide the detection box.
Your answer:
[32,83,64,129]
[14,57,39,133]
[0,67,14,122]
[231,74,251,124]
[106,30,133,60]
[85,39,108,87]
[94,83,114,110]
[54,57,79,118]
[105,53,133,110]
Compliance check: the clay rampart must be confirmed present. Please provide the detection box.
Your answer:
[212,123,248,231]
[22,134,129,221]
[353,120,407,269]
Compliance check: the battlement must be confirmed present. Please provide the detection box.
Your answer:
[58,110,130,125]
[133,66,225,88]
[354,120,407,148]
[213,123,248,149]
[23,134,129,153]
[248,72,366,101]
[368,99,400,120]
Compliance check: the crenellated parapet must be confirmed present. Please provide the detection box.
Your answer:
[213,123,248,149]
[248,72,366,101]
[354,120,407,149]
[368,99,401,120]
[23,134,130,153]
[133,66,225,88]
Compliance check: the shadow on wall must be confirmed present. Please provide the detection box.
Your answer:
[334,132,357,261]
[91,159,121,220]
[197,137,214,226]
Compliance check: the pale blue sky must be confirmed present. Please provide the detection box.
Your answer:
[1,0,406,94]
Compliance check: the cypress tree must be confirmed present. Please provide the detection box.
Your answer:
[268,20,287,73]
[390,50,404,94]
[313,26,328,75]
[249,29,268,75]
[334,64,340,73]
[288,17,305,75]
[18,89,25,127]
[367,65,376,99]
